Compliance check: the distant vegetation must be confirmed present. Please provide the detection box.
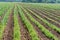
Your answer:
[22,0,60,3]
[0,0,60,3]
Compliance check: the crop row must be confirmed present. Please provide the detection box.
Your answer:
[18,5,40,40]
[21,6,59,40]
[0,5,14,40]
[25,8,60,33]
[28,7,60,26]
[26,7,60,27]
[32,7,60,20]
[23,4,60,17]
[13,6,20,40]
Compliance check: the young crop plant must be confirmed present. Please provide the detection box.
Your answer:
[21,7,59,40]
[13,6,20,40]
[18,5,40,40]
[26,8,60,33]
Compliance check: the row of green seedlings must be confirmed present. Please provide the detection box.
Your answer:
[26,4,60,20]
[27,6,60,26]
[26,4,60,18]
[0,6,14,40]
[26,7,60,32]
[26,8,60,33]
[18,5,40,40]
[32,5,60,18]
[36,7,60,20]
[13,6,20,40]
[21,6,59,40]
[34,5,60,19]
[36,8,60,25]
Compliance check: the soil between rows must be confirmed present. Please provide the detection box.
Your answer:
[0,8,9,22]
[46,9,60,16]
[28,7,60,23]
[22,8,50,40]
[44,9,60,16]
[36,9,60,22]
[27,7,60,28]
[27,6,60,16]
[3,8,14,40]
[39,8,60,16]
[18,12,31,40]
[25,8,60,39]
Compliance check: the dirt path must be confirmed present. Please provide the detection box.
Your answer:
[18,13,31,40]
[3,8,14,40]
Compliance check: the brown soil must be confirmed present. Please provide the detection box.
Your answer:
[22,8,50,40]
[27,8,60,28]
[18,13,31,40]
[24,8,60,39]
[2,8,14,40]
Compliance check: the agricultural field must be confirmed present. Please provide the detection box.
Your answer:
[0,2,60,40]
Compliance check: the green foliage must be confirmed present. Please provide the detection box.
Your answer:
[21,7,59,40]
[18,5,40,40]
[13,6,20,40]
[0,3,14,40]
[26,8,60,33]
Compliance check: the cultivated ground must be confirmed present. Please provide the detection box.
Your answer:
[0,2,60,40]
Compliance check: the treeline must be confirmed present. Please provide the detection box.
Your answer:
[0,0,60,3]
[22,0,60,3]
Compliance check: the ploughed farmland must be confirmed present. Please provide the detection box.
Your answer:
[0,2,60,40]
